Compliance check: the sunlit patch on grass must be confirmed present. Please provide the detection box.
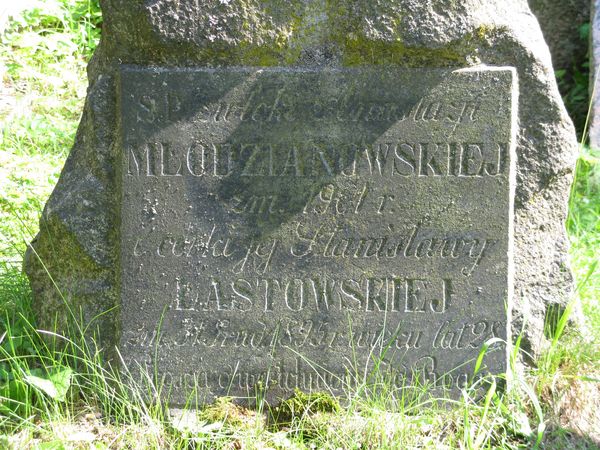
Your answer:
[567,144,600,341]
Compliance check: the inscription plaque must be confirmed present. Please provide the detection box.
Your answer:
[118,66,517,404]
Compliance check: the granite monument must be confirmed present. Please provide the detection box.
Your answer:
[26,0,577,405]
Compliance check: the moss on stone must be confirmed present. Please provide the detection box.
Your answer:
[199,396,253,427]
[272,388,341,426]
[340,38,467,67]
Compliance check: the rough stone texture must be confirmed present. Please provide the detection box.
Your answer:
[528,0,590,72]
[118,66,516,403]
[26,0,577,386]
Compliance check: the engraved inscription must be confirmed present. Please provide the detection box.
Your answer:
[170,276,452,313]
[126,141,510,179]
[131,224,495,273]
[122,317,503,356]
[119,67,516,405]
[132,82,483,126]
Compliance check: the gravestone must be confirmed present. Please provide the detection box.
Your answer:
[118,66,516,402]
[26,0,577,405]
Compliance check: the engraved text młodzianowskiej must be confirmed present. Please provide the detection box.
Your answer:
[119,68,515,404]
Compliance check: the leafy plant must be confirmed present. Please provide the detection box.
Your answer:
[24,366,73,402]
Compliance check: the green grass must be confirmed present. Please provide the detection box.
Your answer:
[1,0,100,266]
[568,144,600,339]
[0,2,599,449]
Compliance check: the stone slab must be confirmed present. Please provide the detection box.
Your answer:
[118,66,516,405]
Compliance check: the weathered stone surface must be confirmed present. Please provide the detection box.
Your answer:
[26,0,578,400]
[118,66,516,403]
